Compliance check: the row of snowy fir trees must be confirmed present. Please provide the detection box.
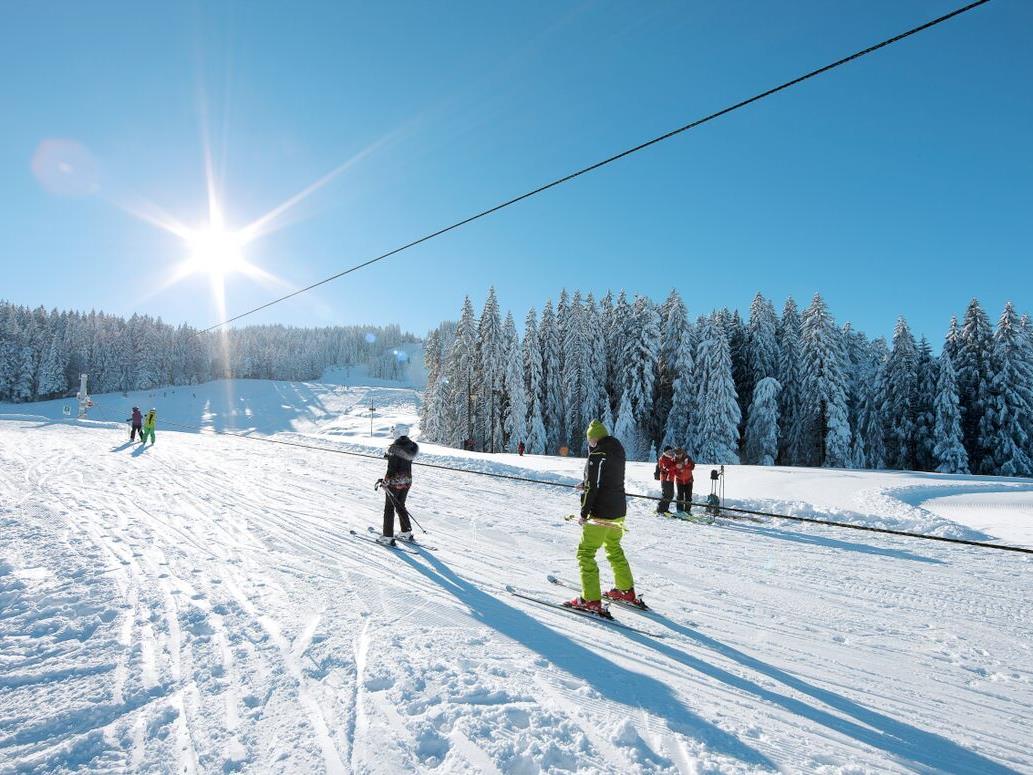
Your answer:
[0,301,418,403]
[419,289,1033,477]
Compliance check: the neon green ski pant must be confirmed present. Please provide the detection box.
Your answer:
[140,427,155,444]
[577,518,633,602]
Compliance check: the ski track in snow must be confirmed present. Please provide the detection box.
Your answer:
[1,380,1032,773]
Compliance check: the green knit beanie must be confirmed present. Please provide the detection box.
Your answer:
[586,419,608,443]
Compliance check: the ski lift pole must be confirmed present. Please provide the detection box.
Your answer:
[76,374,91,418]
[370,399,376,437]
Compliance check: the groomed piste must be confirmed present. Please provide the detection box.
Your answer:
[1,377,1030,774]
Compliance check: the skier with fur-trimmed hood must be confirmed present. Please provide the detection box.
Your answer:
[375,425,418,546]
[565,419,642,614]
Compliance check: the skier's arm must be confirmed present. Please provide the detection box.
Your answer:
[580,450,606,518]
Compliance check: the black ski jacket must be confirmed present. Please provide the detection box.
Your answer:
[580,435,627,520]
[384,436,419,489]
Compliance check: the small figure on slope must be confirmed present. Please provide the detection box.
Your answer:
[654,446,677,515]
[140,408,157,445]
[127,406,143,442]
[673,448,695,515]
[375,424,418,546]
[565,420,643,615]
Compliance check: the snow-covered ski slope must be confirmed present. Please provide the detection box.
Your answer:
[1,378,1031,774]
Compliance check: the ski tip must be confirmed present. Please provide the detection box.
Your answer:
[546,574,559,583]
[504,584,516,593]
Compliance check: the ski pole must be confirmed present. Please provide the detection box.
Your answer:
[383,484,427,534]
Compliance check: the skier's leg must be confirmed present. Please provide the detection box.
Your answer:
[602,521,634,591]
[686,481,693,513]
[676,483,688,512]
[382,493,395,537]
[657,480,673,513]
[394,488,412,533]
[576,523,607,601]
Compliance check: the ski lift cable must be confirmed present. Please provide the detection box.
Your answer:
[198,0,991,334]
[150,416,1033,556]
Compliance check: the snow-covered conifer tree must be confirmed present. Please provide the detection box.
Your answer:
[882,317,918,470]
[654,290,689,449]
[662,337,697,452]
[980,303,1033,476]
[956,299,994,470]
[477,288,505,453]
[933,352,969,474]
[539,299,564,453]
[745,293,779,413]
[36,335,67,399]
[607,291,631,417]
[446,297,479,448]
[777,298,806,466]
[522,308,547,454]
[943,315,962,366]
[582,294,608,435]
[800,294,851,467]
[616,296,660,458]
[693,318,741,463]
[501,312,527,453]
[612,391,639,460]
[744,377,781,465]
[563,292,591,454]
[913,337,938,471]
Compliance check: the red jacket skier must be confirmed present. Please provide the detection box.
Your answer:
[654,448,678,514]
[673,449,695,513]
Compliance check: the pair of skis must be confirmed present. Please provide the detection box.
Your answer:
[662,509,768,525]
[349,527,437,552]
[507,576,667,638]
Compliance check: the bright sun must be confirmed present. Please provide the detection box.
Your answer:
[185,226,247,278]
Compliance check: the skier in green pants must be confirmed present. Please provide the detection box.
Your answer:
[140,408,157,445]
[564,419,642,615]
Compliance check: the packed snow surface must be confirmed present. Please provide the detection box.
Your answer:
[1,378,1031,774]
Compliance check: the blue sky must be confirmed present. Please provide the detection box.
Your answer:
[1,1,1029,344]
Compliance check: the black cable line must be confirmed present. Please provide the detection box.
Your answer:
[200,0,991,334]
[146,416,1033,556]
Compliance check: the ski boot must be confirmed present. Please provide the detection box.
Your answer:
[375,535,396,547]
[397,531,415,543]
[604,587,648,609]
[563,597,612,618]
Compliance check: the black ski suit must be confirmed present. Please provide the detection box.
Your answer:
[128,408,143,441]
[382,436,418,537]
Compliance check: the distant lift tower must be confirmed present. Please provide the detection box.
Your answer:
[76,374,93,418]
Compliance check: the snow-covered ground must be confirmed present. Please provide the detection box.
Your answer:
[1,378,1031,773]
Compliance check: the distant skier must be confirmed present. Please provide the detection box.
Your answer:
[140,408,157,445]
[518,440,526,457]
[375,424,418,546]
[126,406,143,441]
[654,446,677,515]
[674,448,695,514]
[565,420,641,614]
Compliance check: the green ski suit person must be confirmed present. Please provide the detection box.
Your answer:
[564,420,642,615]
[140,408,157,445]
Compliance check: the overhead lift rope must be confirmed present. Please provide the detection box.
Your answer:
[79,0,1024,556]
[138,413,1032,557]
[200,0,992,333]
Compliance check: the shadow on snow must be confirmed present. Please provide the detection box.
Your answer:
[395,549,776,770]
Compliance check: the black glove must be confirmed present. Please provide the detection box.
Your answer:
[374,478,384,490]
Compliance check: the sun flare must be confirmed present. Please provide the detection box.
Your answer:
[185,225,246,278]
